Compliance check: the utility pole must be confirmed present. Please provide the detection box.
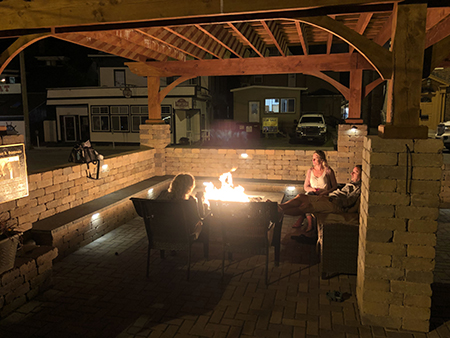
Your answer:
[20,51,31,150]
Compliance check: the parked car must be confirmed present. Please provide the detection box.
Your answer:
[295,113,327,143]
[436,121,450,149]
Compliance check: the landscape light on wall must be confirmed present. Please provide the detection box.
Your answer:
[147,188,154,198]
[350,125,359,136]
[286,186,296,192]
[240,153,249,159]
[102,164,109,172]
[91,213,100,220]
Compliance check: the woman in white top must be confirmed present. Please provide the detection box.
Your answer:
[280,150,338,233]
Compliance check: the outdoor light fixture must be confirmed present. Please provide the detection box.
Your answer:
[240,153,249,158]
[91,213,100,220]
[101,164,109,171]
[351,125,358,129]
[286,186,296,192]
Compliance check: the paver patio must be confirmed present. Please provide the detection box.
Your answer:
[1,207,449,338]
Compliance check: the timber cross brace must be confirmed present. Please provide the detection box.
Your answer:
[0,0,449,138]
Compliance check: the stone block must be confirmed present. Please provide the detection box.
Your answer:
[368,192,410,206]
[389,304,430,320]
[367,178,397,192]
[366,217,406,231]
[393,232,436,246]
[398,153,442,167]
[411,167,442,180]
[362,302,389,316]
[365,136,413,153]
[414,138,444,153]
[367,205,395,218]
[365,253,392,267]
[365,242,406,256]
[363,279,390,292]
[361,313,402,329]
[364,267,404,280]
[408,219,438,233]
[410,180,441,195]
[367,166,405,180]
[404,295,431,307]
[396,206,439,220]
[369,153,398,166]
[405,270,434,284]
[411,194,440,208]
[366,229,393,242]
[401,318,429,332]
[407,245,435,259]
[390,281,432,296]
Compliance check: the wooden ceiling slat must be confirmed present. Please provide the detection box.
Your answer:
[228,22,266,57]
[195,24,245,58]
[373,13,392,46]
[164,26,227,59]
[326,16,336,54]
[261,20,288,56]
[56,33,146,62]
[426,14,450,48]
[80,31,167,61]
[426,8,450,31]
[139,27,206,59]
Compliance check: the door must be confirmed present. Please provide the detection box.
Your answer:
[63,116,77,142]
[80,116,90,141]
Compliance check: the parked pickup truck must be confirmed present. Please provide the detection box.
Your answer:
[296,113,327,143]
[436,121,450,149]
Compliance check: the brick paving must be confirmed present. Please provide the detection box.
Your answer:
[1,210,450,337]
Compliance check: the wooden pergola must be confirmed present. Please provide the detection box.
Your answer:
[0,0,449,138]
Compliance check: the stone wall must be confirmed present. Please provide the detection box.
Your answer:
[0,137,156,234]
[165,124,367,183]
[0,246,58,317]
[357,136,442,332]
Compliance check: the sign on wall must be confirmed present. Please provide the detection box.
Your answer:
[262,117,278,134]
[0,83,21,94]
[0,144,28,204]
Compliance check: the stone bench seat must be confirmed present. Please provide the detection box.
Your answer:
[31,175,173,259]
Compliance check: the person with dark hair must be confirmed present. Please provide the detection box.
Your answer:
[279,165,362,218]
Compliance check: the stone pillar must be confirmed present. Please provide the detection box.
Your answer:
[140,124,171,176]
[357,136,442,332]
[336,124,367,182]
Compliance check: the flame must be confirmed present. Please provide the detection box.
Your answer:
[203,170,250,203]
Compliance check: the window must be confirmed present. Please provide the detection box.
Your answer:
[92,106,109,114]
[114,70,126,87]
[265,98,295,114]
[111,106,128,114]
[112,116,129,132]
[280,98,295,113]
[265,99,279,113]
[91,106,110,132]
[131,105,148,132]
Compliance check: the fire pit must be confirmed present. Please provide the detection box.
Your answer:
[201,171,284,284]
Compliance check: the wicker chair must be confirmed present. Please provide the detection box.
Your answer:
[131,198,209,280]
[315,212,359,279]
[209,200,280,285]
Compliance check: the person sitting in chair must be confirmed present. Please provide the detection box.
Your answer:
[157,173,203,234]
[279,165,362,238]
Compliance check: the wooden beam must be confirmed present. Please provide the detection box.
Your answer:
[348,69,363,119]
[295,22,309,55]
[425,14,450,48]
[326,15,335,54]
[126,53,374,77]
[113,29,186,61]
[364,77,385,97]
[349,13,372,53]
[138,27,206,60]
[426,7,450,31]
[261,20,287,56]
[163,26,227,59]
[0,0,396,33]
[0,33,50,75]
[379,3,428,139]
[298,16,392,79]
[304,71,349,99]
[373,13,392,46]
[80,31,168,61]
[55,33,147,62]
[159,76,195,101]
[195,24,245,58]
[228,22,266,57]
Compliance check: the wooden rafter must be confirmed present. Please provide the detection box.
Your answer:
[261,20,287,56]
[425,14,450,48]
[126,53,373,77]
[228,22,266,57]
[295,22,309,55]
[112,29,186,61]
[349,13,373,53]
[364,77,385,97]
[326,15,335,54]
[373,13,392,46]
[55,33,147,62]
[195,24,245,58]
[79,31,167,61]
[298,16,392,79]
[163,26,227,59]
[305,70,350,99]
[426,8,450,31]
[138,27,206,60]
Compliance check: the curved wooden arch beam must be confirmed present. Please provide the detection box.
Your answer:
[303,70,349,100]
[146,75,194,124]
[0,33,50,75]
[364,77,385,98]
[295,16,392,80]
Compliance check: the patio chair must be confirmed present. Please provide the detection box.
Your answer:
[209,200,279,285]
[130,197,209,280]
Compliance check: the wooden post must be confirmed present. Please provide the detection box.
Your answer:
[146,76,165,124]
[346,69,363,124]
[378,3,428,139]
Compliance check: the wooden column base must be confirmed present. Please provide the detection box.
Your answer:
[145,119,166,125]
[378,124,428,139]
